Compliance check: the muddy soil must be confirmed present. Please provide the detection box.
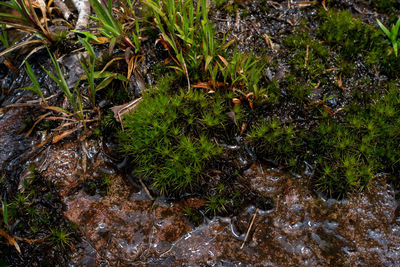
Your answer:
[3,97,398,265]
[4,137,398,266]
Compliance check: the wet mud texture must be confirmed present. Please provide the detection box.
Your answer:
[0,101,81,266]
[36,140,399,266]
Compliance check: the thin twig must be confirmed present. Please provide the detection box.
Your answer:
[139,178,154,200]
[3,93,60,109]
[304,44,309,68]
[15,235,50,244]
[71,0,91,30]
[54,0,72,21]
[240,208,258,250]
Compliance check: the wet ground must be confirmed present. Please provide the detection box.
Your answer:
[1,0,400,266]
[2,121,399,265]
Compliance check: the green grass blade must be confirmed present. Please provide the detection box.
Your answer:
[377,19,391,39]
[78,36,96,59]
[25,61,46,104]
[2,199,8,230]
[393,18,400,41]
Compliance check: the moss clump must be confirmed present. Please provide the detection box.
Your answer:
[248,118,305,170]
[310,117,375,195]
[317,9,400,77]
[312,83,400,195]
[119,75,243,195]
[248,79,400,197]
[285,31,329,80]
[317,10,382,59]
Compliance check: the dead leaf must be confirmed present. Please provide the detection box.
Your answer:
[322,0,328,11]
[232,98,241,104]
[52,127,79,143]
[304,44,309,67]
[264,34,274,49]
[0,40,43,58]
[15,235,49,244]
[336,75,345,90]
[26,112,51,137]
[217,55,229,67]
[36,137,51,148]
[94,36,110,44]
[127,56,135,80]
[226,111,237,127]
[0,229,21,254]
[46,116,78,122]
[291,1,318,7]
[323,105,335,115]
[99,57,124,75]
[43,106,71,116]
[4,59,19,75]
[248,98,254,109]
[81,142,87,173]
[110,98,143,123]
[193,82,212,90]
[240,122,248,135]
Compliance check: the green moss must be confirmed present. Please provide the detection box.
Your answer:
[118,3,400,199]
[248,117,304,170]
[284,32,327,104]
[248,76,400,197]
[118,75,243,195]
[286,75,313,103]
[310,118,375,196]
[316,9,400,77]
[317,9,382,59]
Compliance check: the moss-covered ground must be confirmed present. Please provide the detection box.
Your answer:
[117,1,400,202]
[2,1,400,252]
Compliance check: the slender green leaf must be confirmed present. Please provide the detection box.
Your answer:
[2,199,8,230]
[377,19,391,38]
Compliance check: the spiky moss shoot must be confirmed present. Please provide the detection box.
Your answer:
[50,228,72,249]
[248,78,400,197]
[247,118,304,170]
[317,9,400,77]
[119,75,243,195]
[285,31,329,81]
[310,118,375,196]
[317,10,382,58]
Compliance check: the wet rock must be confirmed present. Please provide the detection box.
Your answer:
[39,141,400,266]
[241,162,400,266]
[0,107,34,173]
[38,140,191,265]
[244,162,290,198]
[59,52,87,89]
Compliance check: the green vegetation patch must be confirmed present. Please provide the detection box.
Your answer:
[317,9,400,76]
[317,10,382,58]
[246,8,400,197]
[248,80,400,197]
[119,75,243,195]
